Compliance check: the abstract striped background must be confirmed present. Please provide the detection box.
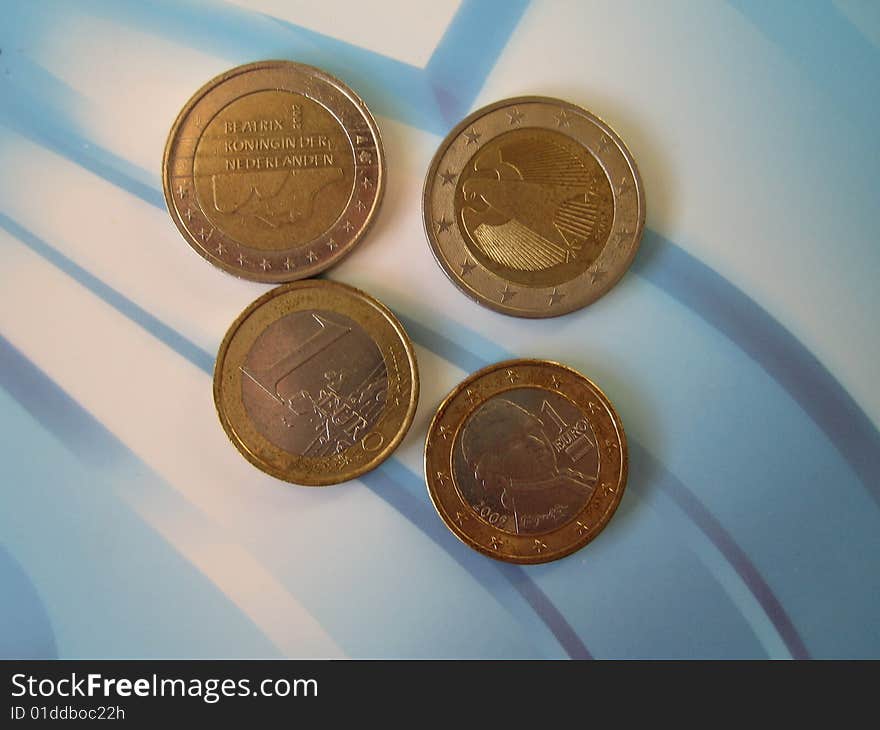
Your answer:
[1,0,877,659]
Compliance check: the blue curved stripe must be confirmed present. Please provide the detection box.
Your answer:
[0,216,588,660]
[4,58,876,518]
[0,213,804,658]
[361,463,591,659]
[0,213,213,375]
[633,231,880,510]
[728,0,880,141]
[627,443,808,659]
[0,545,58,659]
[393,315,811,659]
[3,0,528,137]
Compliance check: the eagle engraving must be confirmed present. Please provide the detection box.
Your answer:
[211,167,343,229]
[460,138,605,271]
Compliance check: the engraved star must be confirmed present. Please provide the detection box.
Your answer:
[283,257,293,270]
[499,284,516,303]
[361,176,373,190]
[548,287,565,306]
[460,258,476,276]
[506,369,518,384]
[464,127,481,145]
[198,227,212,241]
[215,242,226,256]
[358,150,372,164]
[343,220,355,232]
[617,177,630,196]
[597,134,612,154]
[260,258,271,271]
[337,452,351,466]
[613,229,632,245]
[177,184,187,198]
[507,107,524,125]
[355,199,367,212]
[435,471,450,487]
[184,208,194,222]
[455,511,467,525]
[602,482,618,497]
[550,374,562,389]
[327,238,337,251]
[604,439,619,457]
[588,401,600,414]
[307,250,319,263]
[435,216,452,234]
[439,169,456,186]
[554,109,571,127]
[534,539,548,553]
[489,536,503,551]
[237,253,247,266]
[438,424,452,440]
[466,388,480,404]
[590,267,607,284]
[193,116,202,127]
[576,521,590,536]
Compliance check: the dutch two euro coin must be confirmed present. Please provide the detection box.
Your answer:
[423,97,645,317]
[425,360,627,563]
[163,61,385,282]
[214,280,419,485]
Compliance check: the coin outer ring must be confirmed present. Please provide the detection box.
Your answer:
[424,359,628,563]
[162,60,386,283]
[214,280,419,486]
[422,96,645,317]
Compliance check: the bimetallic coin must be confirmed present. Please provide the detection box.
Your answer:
[422,97,645,317]
[163,61,385,282]
[425,360,627,563]
[215,280,418,485]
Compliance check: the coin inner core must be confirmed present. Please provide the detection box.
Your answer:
[454,128,613,287]
[240,310,387,456]
[194,90,355,251]
[451,387,599,535]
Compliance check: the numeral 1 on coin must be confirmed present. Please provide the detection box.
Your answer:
[241,314,350,403]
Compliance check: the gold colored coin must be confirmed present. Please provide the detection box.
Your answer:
[422,97,645,317]
[215,280,418,485]
[163,61,385,282]
[425,360,627,563]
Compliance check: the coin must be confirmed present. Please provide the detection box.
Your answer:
[422,97,645,317]
[163,61,385,282]
[425,360,627,563]
[214,280,418,485]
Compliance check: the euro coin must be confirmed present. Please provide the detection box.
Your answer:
[422,97,644,317]
[425,360,627,562]
[163,61,385,282]
[215,280,418,485]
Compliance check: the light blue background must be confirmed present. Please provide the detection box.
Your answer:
[0,0,878,658]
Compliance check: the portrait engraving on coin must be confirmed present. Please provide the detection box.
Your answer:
[240,310,387,457]
[452,387,599,535]
[193,90,355,250]
[455,129,613,288]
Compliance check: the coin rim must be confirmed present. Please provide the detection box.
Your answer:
[214,279,419,485]
[162,60,386,283]
[423,358,628,563]
[421,96,645,317]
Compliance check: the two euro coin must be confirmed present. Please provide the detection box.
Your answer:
[423,97,645,317]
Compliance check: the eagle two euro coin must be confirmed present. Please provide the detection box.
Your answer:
[423,97,645,317]
[163,61,385,282]
[214,280,418,485]
[425,360,627,563]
